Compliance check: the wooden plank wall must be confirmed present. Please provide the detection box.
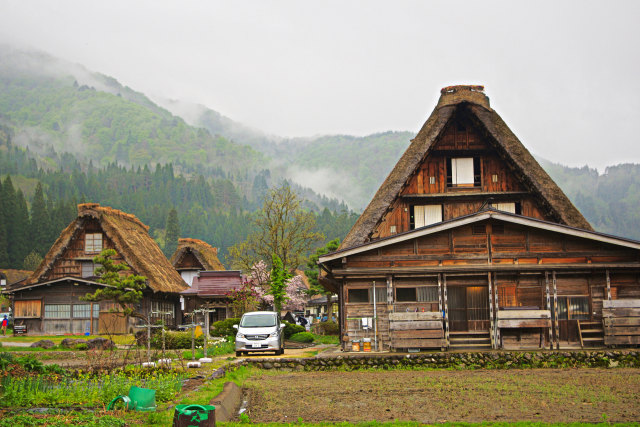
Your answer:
[497,309,551,349]
[389,312,445,349]
[603,299,640,345]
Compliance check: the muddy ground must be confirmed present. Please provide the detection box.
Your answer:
[245,368,640,423]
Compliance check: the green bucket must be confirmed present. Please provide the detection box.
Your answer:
[173,404,216,427]
[128,386,156,412]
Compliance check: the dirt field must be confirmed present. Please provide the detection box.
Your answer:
[245,368,640,423]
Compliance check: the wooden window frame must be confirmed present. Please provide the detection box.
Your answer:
[14,299,42,318]
[85,233,103,254]
[446,157,481,188]
[44,304,71,319]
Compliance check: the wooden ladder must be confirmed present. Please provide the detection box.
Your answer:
[578,320,604,348]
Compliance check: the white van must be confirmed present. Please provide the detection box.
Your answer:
[234,311,285,356]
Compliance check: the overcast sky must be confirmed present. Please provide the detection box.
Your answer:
[1,1,639,171]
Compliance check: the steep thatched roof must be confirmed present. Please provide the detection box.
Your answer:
[170,238,225,271]
[341,85,591,249]
[20,203,187,294]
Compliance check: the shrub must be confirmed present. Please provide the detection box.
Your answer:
[75,343,89,351]
[16,355,44,372]
[315,321,339,335]
[211,317,241,337]
[289,332,314,343]
[150,331,204,349]
[283,321,305,339]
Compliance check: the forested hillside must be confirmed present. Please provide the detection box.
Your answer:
[0,130,358,270]
[541,159,640,240]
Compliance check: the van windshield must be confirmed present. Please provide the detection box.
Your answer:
[240,314,277,328]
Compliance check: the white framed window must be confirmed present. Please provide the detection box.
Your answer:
[451,157,475,185]
[73,303,100,318]
[44,304,71,319]
[85,233,103,254]
[413,205,443,229]
[81,262,97,278]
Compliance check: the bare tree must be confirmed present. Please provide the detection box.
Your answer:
[228,183,324,273]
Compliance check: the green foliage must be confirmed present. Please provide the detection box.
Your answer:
[149,330,203,349]
[211,317,241,337]
[289,332,314,343]
[0,370,184,408]
[305,238,340,291]
[282,320,306,339]
[268,255,289,312]
[0,412,126,427]
[315,321,339,335]
[23,250,43,271]
[16,355,44,372]
[163,207,179,257]
[81,249,147,317]
[75,343,89,351]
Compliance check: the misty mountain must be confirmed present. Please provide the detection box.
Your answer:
[165,99,414,210]
[3,45,640,243]
[0,45,264,176]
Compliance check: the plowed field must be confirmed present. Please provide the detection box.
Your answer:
[245,368,640,423]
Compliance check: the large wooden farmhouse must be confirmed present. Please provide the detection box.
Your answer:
[5,203,187,335]
[319,85,640,351]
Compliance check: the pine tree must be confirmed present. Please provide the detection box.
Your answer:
[0,217,8,268]
[30,182,49,256]
[13,189,30,268]
[164,207,180,258]
[1,176,18,267]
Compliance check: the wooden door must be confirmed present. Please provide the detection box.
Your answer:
[449,287,467,331]
[448,286,489,332]
[467,286,490,331]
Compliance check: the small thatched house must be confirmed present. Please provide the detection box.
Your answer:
[5,203,187,335]
[319,86,640,352]
[170,238,225,287]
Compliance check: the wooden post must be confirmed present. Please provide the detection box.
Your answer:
[494,272,500,348]
[488,272,495,349]
[606,269,612,301]
[545,272,552,349]
[443,274,449,349]
[553,271,559,350]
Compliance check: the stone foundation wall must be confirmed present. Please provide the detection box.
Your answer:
[241,350,640,371]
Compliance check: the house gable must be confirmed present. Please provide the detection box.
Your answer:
[341,86,591,249]
[16,203,187,295]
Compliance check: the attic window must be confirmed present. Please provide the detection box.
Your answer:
[85,233,103,254]
[447,157,481,187]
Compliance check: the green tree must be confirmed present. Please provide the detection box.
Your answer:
[14,190,31,267]
[163,207,180,258]
[228,183,324,273]
[82,248,147,318]
[1,176,18,267]
[269,255,290,312]
[304,238,340,321]
[29,182,49,256]
[23,250,43,271]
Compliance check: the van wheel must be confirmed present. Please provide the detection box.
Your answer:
[235,351,242,357]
